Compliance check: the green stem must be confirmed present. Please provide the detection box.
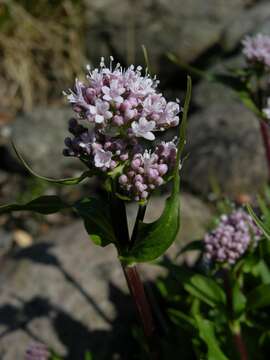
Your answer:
[255,75,270,180]
[109,194,159,359]
[223,270,248,360]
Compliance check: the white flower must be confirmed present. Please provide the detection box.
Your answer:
[64,79,89,110]
[142,94,166,116]
[158,101,180,126]
[88,99,113,124]
[102,79,125,103]
[94,149,113,168]
[263,98,270,119]
[131,117,156,141]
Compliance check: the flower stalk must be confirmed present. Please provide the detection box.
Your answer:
[259,120,270,179]
[109,193,159,359]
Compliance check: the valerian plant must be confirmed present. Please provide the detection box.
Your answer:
[0,57,192,359]
[155,203,270,360]
[169,33,270,180]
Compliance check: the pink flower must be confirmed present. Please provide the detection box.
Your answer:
[242,34,270,68]
[88,99,112,124]
[102,79,125,103]
[94,148,113,168]
[131,117,156,140]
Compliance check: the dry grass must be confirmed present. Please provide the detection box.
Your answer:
[0,0,87,114]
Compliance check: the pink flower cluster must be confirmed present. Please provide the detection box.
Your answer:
[25,343,49,360]
[119,141,177,201]
[204,209,262,265]
[63,57,181,201]
[242,34,270,69]
[64,57,180,137]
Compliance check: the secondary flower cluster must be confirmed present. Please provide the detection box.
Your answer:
[204,209,262,265]
[25,343,49,360]
[63,57,181,201]
[242,33,270,69]
[119,141,177,201]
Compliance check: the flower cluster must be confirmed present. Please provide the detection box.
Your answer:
[242,34,270,69]
[119,141,177,201]
[204,209,262,265]
[63,57,181,201]
[25,343,49,360]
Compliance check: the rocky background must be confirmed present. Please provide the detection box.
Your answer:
[0,0,270,358]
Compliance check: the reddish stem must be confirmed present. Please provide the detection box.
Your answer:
[260,121,270,179]
[233,333,249,360]
[122,264,160,360]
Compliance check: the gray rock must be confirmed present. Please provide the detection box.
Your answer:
[0,192,211,358]
[0,222,133,359]
[222,2,270,52]
[85,0,247,72]
[9,107,84,177]
[182,99,268,196]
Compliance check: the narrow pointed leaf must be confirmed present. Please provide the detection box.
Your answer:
[12,141,91,185]
[142,45,151,74]
[0,195,69,215]
[74,197,117,247]
[247,204,270,240]
[184,274,226,308]
[120,76,192,264]
[195,316,229,360]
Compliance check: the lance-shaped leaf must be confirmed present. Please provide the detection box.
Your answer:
[0,195,69,215]
[247,204,270,240]
[74,197,117,247]
[12,141,92,185]
[120,76,192,264]
[195,316,229,360]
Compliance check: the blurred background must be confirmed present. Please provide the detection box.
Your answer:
[0,0,270,358]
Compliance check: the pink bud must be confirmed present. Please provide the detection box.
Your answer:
[120,153,129,161]
[113,115,124,126]
[85,88,96,102]
[155,177,164,186]
[119,174,128,185]
[131,158,141,170]
[148,168,159,180]
[158,164,168,175]
[141,191,149,199]
[134,174,143,182]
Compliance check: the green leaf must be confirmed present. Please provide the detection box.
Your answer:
[12,141,91,185]
[236,91,261,117]
[184,274,226,308]
[142,45,151,74]
[232,282,246,318]
[167,52,211,80]
[247,284,270,310]
[0,195,69,215]
[74,197,117,247]
[120,76,192,264]
[195,316,229,360]
[168,308,196,330]
[84,351,93,360]
[247,204,270,240]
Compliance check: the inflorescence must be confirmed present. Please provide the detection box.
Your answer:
[63,57,181,201]
[242,33,270,69]
[204,209,262,265]
[25,343,49,360]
